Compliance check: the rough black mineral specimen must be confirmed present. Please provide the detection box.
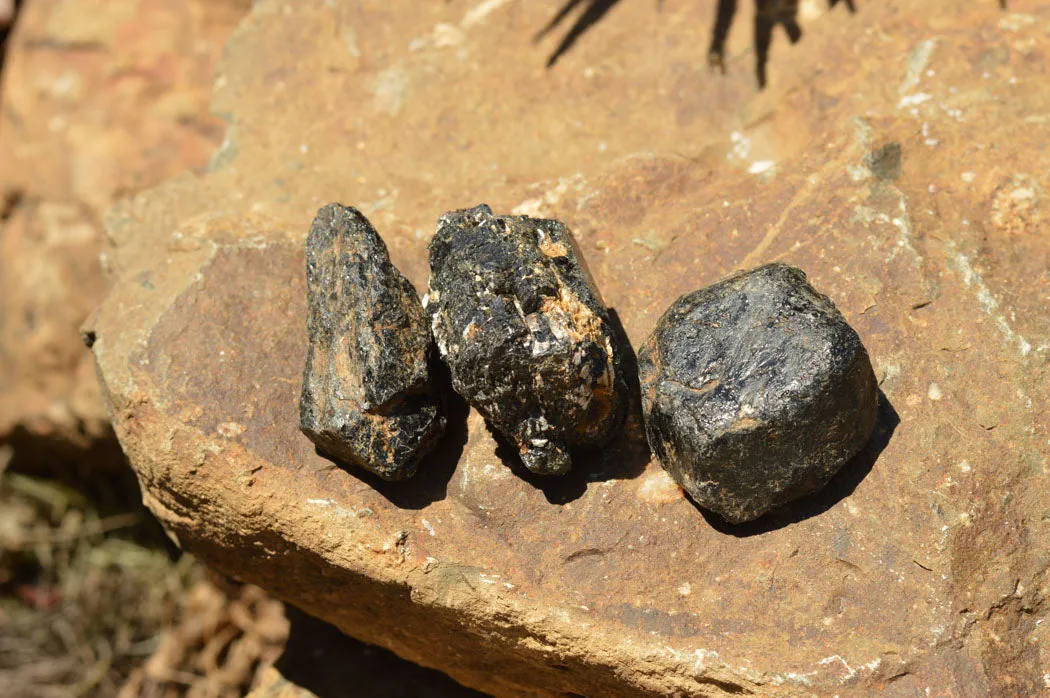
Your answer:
[425,204,627,476]
[638,263,877,523]
[300,204,446,481]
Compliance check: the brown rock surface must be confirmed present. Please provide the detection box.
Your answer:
[90,0,1049,695]
[0,0,250,458]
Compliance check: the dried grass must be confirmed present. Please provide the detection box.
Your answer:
[0,447,287,698]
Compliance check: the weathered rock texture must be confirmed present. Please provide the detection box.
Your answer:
[0,0,249,460]
[89,0,1049,695]
[426,205,625,476]
[639,263,878,523]
[300,204,445,480]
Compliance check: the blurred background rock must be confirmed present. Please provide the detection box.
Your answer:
[0,0,248,465]
[0,1,282,695]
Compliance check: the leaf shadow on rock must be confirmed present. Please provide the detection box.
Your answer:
[534,0,865,89]
[313,361,470,511]
[491,308,651,506]
[697,389,899,537]
[534,0,625,68]
[710,0,857,88]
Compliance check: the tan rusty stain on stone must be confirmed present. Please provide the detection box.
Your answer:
[637,467,685,506]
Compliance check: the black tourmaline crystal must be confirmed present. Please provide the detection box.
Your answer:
[425,204,627,476]
[638,263,878,523]
[299,204,446,481]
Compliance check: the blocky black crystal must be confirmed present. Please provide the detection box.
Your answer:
[638,263,878,523]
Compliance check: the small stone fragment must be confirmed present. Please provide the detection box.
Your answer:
[638,263,878,523]
[299,204,446,481]
[425,204,627,476]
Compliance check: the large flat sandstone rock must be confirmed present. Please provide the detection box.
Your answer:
[90,0,1049,695]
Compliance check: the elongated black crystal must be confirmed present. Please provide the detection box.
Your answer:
[300,204,445,480]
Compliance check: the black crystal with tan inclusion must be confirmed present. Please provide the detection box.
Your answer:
[426,205,627,476]
[299,204,445,480]
[638,264,878,523]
